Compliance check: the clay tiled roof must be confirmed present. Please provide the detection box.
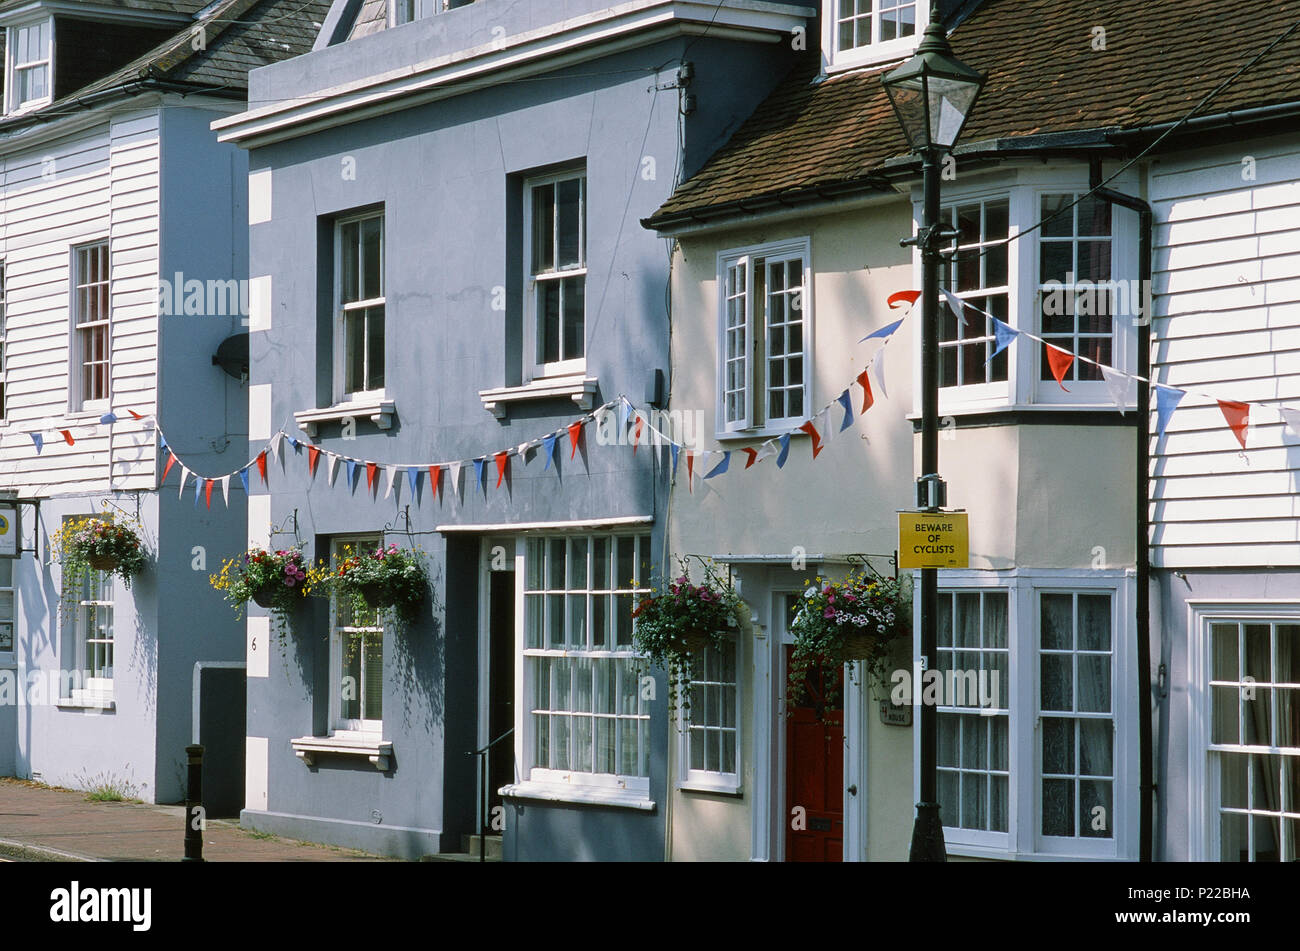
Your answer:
[649,0,1300,226]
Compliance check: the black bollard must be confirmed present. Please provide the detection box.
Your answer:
[183,744,204,862]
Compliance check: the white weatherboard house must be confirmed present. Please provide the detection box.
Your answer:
[0,0,326,804]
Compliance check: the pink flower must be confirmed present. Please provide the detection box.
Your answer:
[823,607,836,619]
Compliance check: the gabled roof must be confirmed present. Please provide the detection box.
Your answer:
[647,0,1300,228]
[0,0,208,15]
[0,0,329,131]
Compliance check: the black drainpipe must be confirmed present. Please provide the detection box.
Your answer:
[1089,157,1154,862]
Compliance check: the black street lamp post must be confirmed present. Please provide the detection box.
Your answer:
[882,9,986,864]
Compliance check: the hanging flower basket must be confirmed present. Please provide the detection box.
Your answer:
[210,547,311,618]
[631,560,743,717]
[310,543,429,620]
[87,553,121,572]
[51,513,149,592]
[251,580,285,609]
[787,570,910,722]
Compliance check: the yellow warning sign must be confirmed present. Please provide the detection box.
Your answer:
[898,512,969,569]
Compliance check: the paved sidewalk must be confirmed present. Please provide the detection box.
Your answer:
[0,778,393,862]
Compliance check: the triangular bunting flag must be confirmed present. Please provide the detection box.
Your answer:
[669,443,680,478]
[256,451,268,485]
[221,475,231,507]
[798,420,824,459]
[568,420,583,459]
[366,462,378,492]
[158,433,167,452]
[1155,386,1186,437]
[754,440,779,463]
[178,466,190,500]
[128,409,144,420]
[407,467,419,495]
[326,454,340,487]
[887,289,922,309]
[205,479,214,509]
[837,390,854,432]
[857,369,875,414]
[871,348,889,399]
[860,317,905,343]
[60,430,75,446]
[308,445,321,476]
[162,451,177,485]
[384,465,398,499]
[239,468,250,496]
[988,318,1019,362]
[99,412,117,425]
[1045,345,1074,391]
[194,475,202,508]
[268,433,281,463]
[495,451,509,488]
[776,434,792,469]
[428,465,442,500]
[543,434,558,471]
[632,414,644,454]
[1100,366,1129,414]
[816,407,835,446]
[31,433,44,454]
[449,461,463,498]
[346,458,358,490]
[1218,400,1250,450]
[742,447,759,469]
[474,458,487,491]
[704,451,730,479]
[685,451,696,492]
[1281,406,1300,438]
[940,288,968,326]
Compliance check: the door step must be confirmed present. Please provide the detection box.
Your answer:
[419,834,503,863]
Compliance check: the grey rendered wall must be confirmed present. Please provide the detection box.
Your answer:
[153,104,252,803]
[241,28,794,858]
[1153,568,1300,861]
[194,663,246,816]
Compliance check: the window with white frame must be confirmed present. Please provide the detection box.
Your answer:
[392,0,438,24]
[0,558,14,653]
[330,537,384,734]
[927,572,1132,858]
[72,242,110,410]
[521,534,651,794]
[526,170,586,378]
[6,18,52,114]
[0,260,7,421]
[825,0,926,70]
[336,211,385,399]
[681,639,740,790]
[62,566,114,701]
[920,173,1135,415]
[1206,618,1300,862]
[941,198,1010,391]
[717,239,811,436]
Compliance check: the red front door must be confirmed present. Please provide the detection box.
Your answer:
[785,646,844,862]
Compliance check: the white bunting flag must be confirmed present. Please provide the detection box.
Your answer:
[326,453,340,487]
[871,347,889,400]
[1100,366,1129,414]
[221,475,231,507]
[1281,406,1300,438]
[268,432,281,463]
[449,461,463,498]
[384,465,398,499]
[178,467,189,499]
[816,407,835,446]
[754,440,780,463]
[940,287,968,326]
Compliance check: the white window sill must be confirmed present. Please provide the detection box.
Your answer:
[291,735,392,770]
[677,777,742,797]
[908,402,1139,421]
[294,397,395,437]
[56,696,115,711]
[499,780,655,811]
[715,425,804,443]
[945,842,1125,862]
[479,374,598,419]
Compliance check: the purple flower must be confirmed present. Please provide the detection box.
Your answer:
[823,607,836,619]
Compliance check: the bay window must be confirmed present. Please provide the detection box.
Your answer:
[924,571,1134,858]
[520,534,652,799]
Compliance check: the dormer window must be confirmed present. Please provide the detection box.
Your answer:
[6,17,52,113]
[825,0,927,71]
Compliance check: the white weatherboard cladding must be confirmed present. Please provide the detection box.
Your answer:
[0,111,160,495]
[1151,142,1300,568]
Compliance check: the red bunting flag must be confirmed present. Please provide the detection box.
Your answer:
[428,464,442,500]
[256,451,268,484]
[742,447,759,469]
[1218,400,1250,449]
[128,409,143,420]
[568,420,583,459]
[365,462,378,491]
[162,451,178,485]
[205,479,214,509]
[1045,345,1074,392]
[308,445,321,476]
[798,420,824,459]
[857,368,875,414]
[495,451,509,488]
[632,414,643,455]
[685,451,695,493]
[888,290,922,308]
[60,429,75,446]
